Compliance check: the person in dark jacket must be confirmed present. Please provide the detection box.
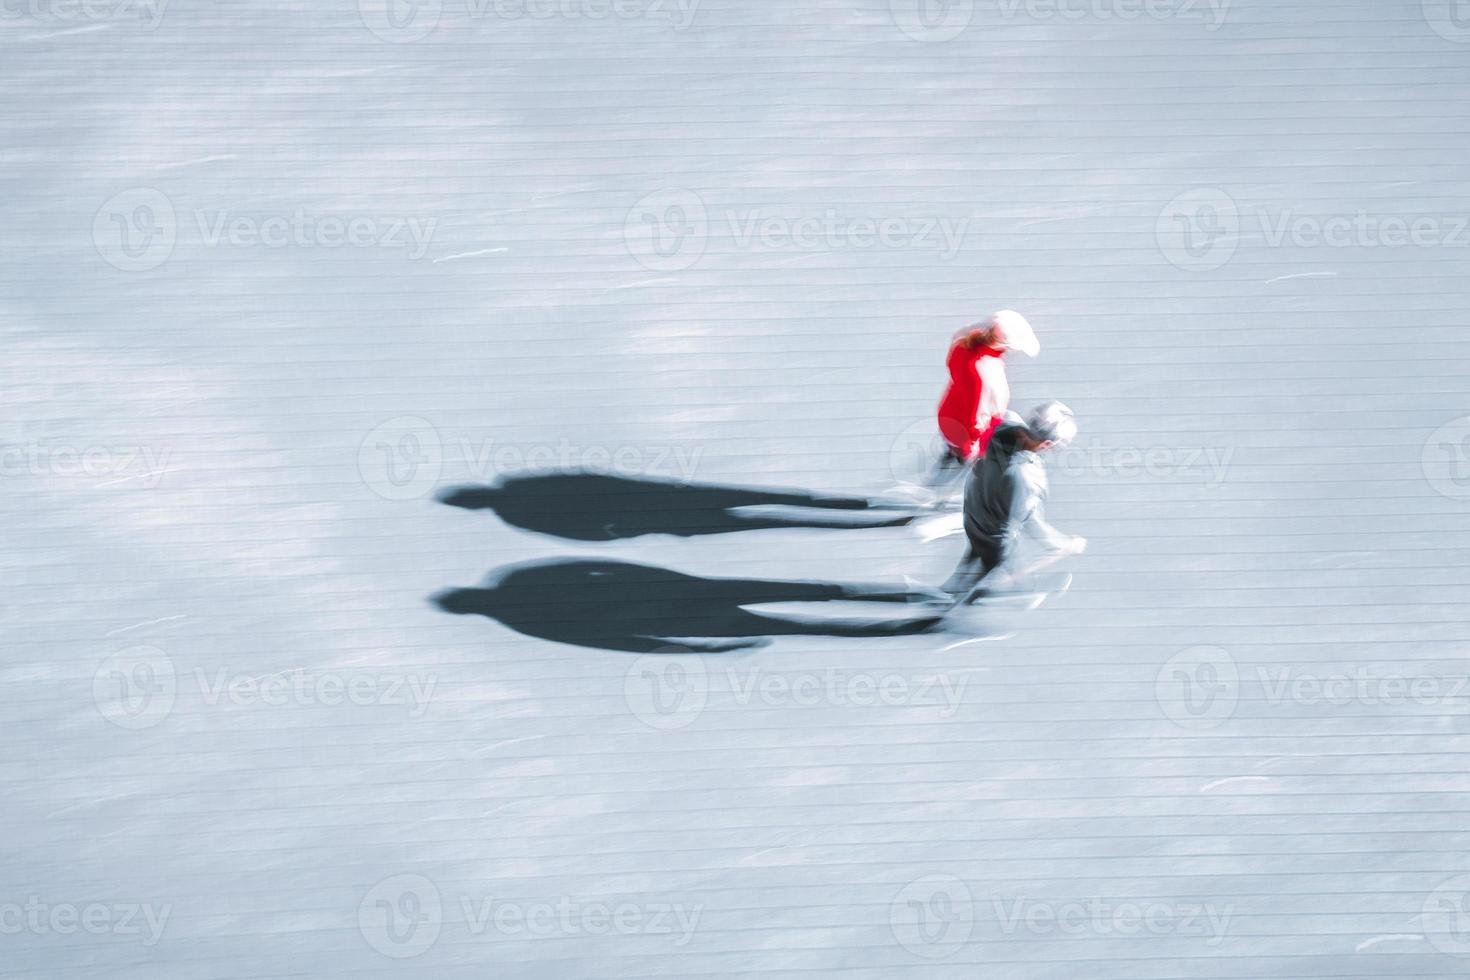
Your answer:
[942,401,1086,602]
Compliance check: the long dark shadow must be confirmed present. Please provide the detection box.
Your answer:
[432,558,944,653]
[437,471,914,541]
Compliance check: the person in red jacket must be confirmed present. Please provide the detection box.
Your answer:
[934,310,1040,482]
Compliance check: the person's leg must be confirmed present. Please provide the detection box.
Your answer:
[929,446,968,486]
[942,538,1001,600]
[941,546,985,597]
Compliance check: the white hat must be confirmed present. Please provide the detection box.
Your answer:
[992,310,1039,357]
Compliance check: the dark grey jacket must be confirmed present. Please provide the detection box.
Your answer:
[962,423,1072,561]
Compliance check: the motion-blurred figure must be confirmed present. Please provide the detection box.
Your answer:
[932,310,1040,486]
[942,401,1086,603]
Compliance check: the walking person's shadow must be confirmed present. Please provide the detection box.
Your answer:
[433,558,944,653]
[437,471,914,541]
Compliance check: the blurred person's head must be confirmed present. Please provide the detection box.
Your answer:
[1019,400,1076,452]
[955,310,1039,357]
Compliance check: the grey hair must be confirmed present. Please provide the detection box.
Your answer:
[1025,400,1078,445]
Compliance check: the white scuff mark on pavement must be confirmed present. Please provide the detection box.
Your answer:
[1354,934,1422,952]
[607,278,678,290]
[23,23,113,40]
[96,467,180,488]
[1200,776,1274,793]
[433,248,509,264]
[1264,271,1338,285]
[106,615,186,637]
[157,155,238,171]
[45,792,135,819]
[470,736,549,756]
[941,632,1016,651]
[738,846,788,863]
[241,667,307,685]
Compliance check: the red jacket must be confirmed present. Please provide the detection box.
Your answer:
[937,343,1006,459]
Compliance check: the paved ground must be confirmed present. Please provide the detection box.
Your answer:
[4,0,1470,975]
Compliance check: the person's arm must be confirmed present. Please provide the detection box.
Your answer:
[976,356,1010,421]
[1011,466,1084,555]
